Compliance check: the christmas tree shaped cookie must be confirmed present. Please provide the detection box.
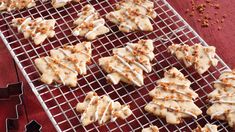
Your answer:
[0,0,36,11]
[193,123,218,132]
[145,67,202,124]
[51,0,80,8]
[98,39,154,87]
[76,91,132,126]
[106,0,157,33]
[34,42,92,87]
[207,70,235,129]
[72,4,110,40]
[168,44,218,74]
[12,17,56,45]
[142,125,159,132]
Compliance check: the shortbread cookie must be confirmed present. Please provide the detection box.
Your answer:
[142,125,159,132]
[12,17,56,45]
[168,44,218,74]
[76,91,132,126]
[145,67,202,124]
[72,4,109,40]
[0,0,36,11]
[99,39,154,87]
[207,70,235,129]
[51,0,79,8]
[35,42,91,87]
[193,124,218,132]
[106,0,157,33]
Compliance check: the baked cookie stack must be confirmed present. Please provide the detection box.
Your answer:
[99,39,154,87]
[76,92,132,126]
[145,67,202,124]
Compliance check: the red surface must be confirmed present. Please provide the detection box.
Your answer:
[0,0,234,131]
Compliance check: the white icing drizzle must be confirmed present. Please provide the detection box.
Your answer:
[85,23,103,39]
[116,52,149,73]
[99,100,113,124]
[210,100,235,104]
[84,13,95,23]
[150,101,197,118]
[153,97,192,102]
[210,111,225,119]
[126,43,152,60]
[155,86,193,99]
[57,47,89,75]
[125,44,152,72]
[159,80,189,88]
[0,2,4,8]
[55,0,70,3]
[214,80,235,88]
[43,57,65,85]
[211,94,235,100]
[120,23,133,30]
[110,12,119,20]
[81,96,97,121]
[114,54,143,85]
[31,19,44,37]
[17,17,31,32]
[61,46,91,58]
[48,57,77,73]
[108,65,141,86]
[206,124,214,132]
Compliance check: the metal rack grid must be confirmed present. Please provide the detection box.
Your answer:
[0,0,232,131]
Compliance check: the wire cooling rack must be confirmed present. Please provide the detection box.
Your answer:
[0,0,232,131]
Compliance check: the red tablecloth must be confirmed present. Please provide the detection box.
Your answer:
[0,0,234,131]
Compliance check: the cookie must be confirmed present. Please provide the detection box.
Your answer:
[34,42,92,87]
[76,91,132,126]
[51,0,79,8]
[168,44,218,74]
[72,4,110,40]
[142,125,159,132]
[98,39,154,87]
[12,17,56,45]
[0,0,36,11]
[207,70,235,129]
[193,123,218,132]
[106,0,157,33]
[145,67,202,124]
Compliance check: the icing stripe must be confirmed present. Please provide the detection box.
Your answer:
[43,57,65,85]
[149,101,197,118]
[114,54,143,85]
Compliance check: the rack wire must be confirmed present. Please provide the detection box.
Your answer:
[0,0,232,131]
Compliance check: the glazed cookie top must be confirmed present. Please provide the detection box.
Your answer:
[168,44,218,74]
[99,39,154,87]
[76,91,132,126]
[12,17,56,45]
[0,0,36,11]
[106,0,157,32]
[145,67,202,124]
[207,70,235,129]
[35,42,92,87]
[72,4,110,40]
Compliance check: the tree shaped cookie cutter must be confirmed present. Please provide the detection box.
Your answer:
[0,82,42,131]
